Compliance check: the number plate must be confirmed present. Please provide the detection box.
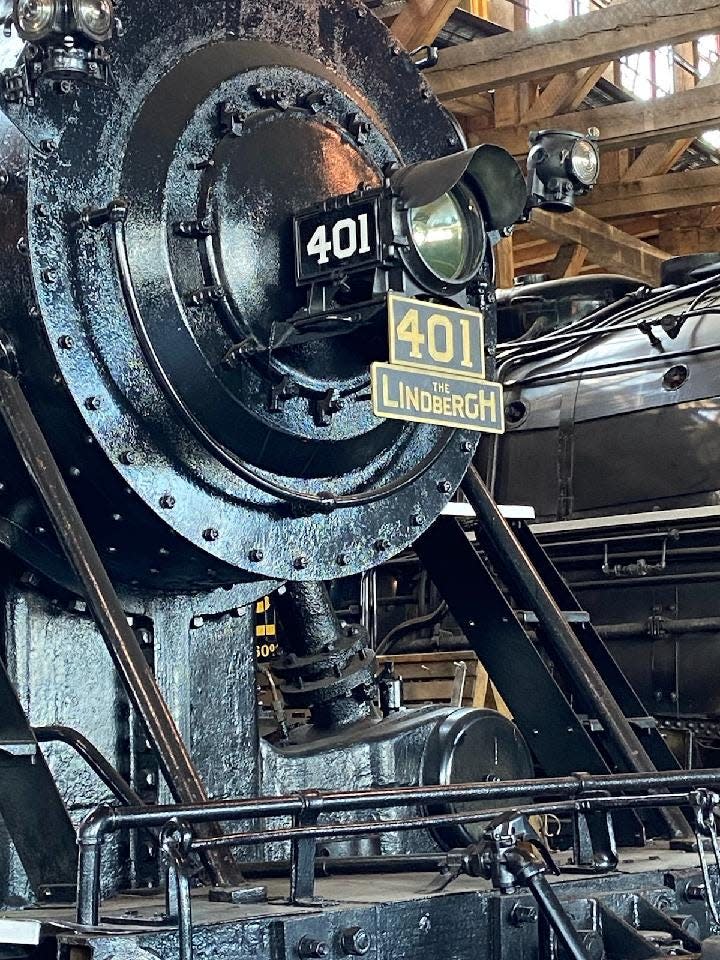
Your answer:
[388,293,485,379]
[295,199,381,283]
[371,364,504,434]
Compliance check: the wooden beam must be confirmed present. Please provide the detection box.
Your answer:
[623,59,720,180]
[391,0,459,50]
[546,243,589,279]
[428,0,720,99]
[494,235,515,288]
[470,82,720,156]
[582,164,720,219]
[522,63,609,123]
[528,207,671,285]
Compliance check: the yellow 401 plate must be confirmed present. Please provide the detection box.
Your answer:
[387,293,486,379]
[371,363,505,434]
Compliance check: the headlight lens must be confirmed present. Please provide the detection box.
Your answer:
[569,138,599,187]
[73,0,114,39]
[408,190,478,282]
[13,0,56,39]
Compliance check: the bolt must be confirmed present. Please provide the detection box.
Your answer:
[341,927,371,956]
[337,553,350,566]
[249,548,264,562]
[685,882,706,902]
[68,466,80,478]
[356,5,367,15]
[297,937,329,959]
[410,513,424,527]
[510,903,538,926]
[447,135,459,147]
[120,450,136,465]
[294,556,308,570]
[42,267,58,285]
[460,440,474,453]
[203,527,220,542]
[160,494,176,510]
[437,480,452,494]
[58,334,74,350]
[84,396,101,410]
[17,237,28,255]
[40,138,58,154]
[35,203,49,217]
[191,616,205,629]
[374,538,390,552]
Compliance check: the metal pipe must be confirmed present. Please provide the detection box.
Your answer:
[598,618,720,639]
[190,792,692,852]
[0,369,238,887]
[34,725,144,808]
[76,769,720,926]
[461,464,689,841]
[526,871,590,960]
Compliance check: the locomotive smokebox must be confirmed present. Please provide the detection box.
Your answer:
[0,0,524,598]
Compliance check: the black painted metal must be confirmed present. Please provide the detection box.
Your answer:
[511,520,681,775]
[0,368,238,887]
[274,582,375,728]
[34,725,144,808]
[0,0,479,594]
[459,466,688,844]
[415,519,622,776]
[0,654,77,902]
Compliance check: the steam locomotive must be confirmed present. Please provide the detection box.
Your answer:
[1,4,720,960]
[492,258,720,764]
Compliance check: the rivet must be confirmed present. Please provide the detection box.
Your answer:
[294,556,308,570]
[42,267,57,285]
[410,513,424,527]
[68,466,80,478]
[34,526,46,536]
[356,5,366,15]
[421,88,432,100]
[437,480,452,494]
[158,547,170,557]
[390,44,401,56]
[17,237,28,255]
[107,546,117,554]
[0,482,5,492]
[149,567,160,575]
[40,138,58,155]
[249,548,264,562]
[337,553,350,566]
[374,538,390,552]
[58,334,74,350]
[447,135,458,146]
[120,450,136,465]
[203,527,219,542]
[461,440,474,453]
[84,396,101,410]
[29,305,41,320]
[111,513,122,521]
[159,494,176,509]
[35,203,49,217]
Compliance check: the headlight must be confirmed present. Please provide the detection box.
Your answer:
[569,138,600,187]
[12,0,57,40]
[407,186,484,285]
[73,0,114,40]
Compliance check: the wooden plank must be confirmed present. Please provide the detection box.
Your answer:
[623,58,720,180]
[428,0,720,99]
[391,0,460,50]
[402,679,474,701]
[522,63,609,124]
[529,207,671,284]
[494,235,515,288]
[470,82,720,157]
[546,243,588,279]
[377,651,479,664]
[582,164,720,219]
